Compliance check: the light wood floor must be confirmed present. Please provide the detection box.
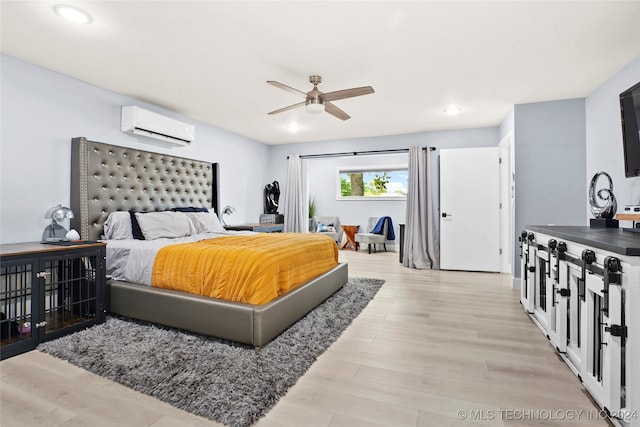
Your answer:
[1,250,609,427]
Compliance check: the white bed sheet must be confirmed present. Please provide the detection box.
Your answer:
[105,231,251,285]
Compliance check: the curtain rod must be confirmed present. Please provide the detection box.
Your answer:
[287,147,435,160]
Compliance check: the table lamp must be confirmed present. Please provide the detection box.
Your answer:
[221,205,235,226]
[42,204,74,242]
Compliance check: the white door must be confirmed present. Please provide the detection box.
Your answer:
[440,147,500,272]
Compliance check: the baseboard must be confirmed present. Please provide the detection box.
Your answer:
[511,277,521,290]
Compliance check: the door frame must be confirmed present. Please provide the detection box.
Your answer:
[499,132,515,278]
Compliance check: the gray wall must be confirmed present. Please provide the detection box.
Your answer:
[585,56,640,211]
[0,53,499,246]
[268,128,500,247]
[513,98,587,277]
[0,55,270,243]
[507,55,640,281]
[499,107,514,141]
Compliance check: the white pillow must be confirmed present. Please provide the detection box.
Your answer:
[184,211,225,233]
[134,211,195,240]
[103,211,133,240]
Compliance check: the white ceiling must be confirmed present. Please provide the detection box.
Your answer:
[1,1,639,145]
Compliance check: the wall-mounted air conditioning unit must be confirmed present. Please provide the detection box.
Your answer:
[120,106,195,146]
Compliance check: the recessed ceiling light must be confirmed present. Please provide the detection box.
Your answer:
[444,106,462,116]
[286,123,302,132]
[53,4,93,24]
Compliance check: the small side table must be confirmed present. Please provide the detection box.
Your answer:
[616,213,640,231]
[340,225,359,250]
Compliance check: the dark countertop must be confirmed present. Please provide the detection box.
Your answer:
[526,225,640,256]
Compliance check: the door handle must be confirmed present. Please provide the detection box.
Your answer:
[442,212,452,218]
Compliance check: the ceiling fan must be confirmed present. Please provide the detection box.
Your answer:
[267,75,374,121]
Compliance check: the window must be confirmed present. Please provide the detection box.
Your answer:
[337,166,408,200]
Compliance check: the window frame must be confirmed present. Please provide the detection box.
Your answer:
[336,164,408,201]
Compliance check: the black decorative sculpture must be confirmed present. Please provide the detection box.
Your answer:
[589,171,618,228]
[589,171,617,219]
[264,181,280,214]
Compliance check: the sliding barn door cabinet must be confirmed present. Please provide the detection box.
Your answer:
[0,242,106,360]
[520,226,640,427]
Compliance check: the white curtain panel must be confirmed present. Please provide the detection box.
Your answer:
[283,154,305,232]
[426,148,440,269]
[403,146,440,269]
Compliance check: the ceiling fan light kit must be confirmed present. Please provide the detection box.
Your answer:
[268,75,374,121]
[305,98,324,114]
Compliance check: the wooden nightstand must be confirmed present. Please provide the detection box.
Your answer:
[224,223,284,233]
[0,241,106,359]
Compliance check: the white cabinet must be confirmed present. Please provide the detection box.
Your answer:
[520,232,562,346]
[532,245,554,336]
[520,231,535,313]
[582,258,623,413]
[562,260,586,370]
[521,227,639,426]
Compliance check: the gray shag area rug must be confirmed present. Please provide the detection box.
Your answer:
[39,277,383,427]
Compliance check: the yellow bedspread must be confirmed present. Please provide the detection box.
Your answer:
[151,233,339,305]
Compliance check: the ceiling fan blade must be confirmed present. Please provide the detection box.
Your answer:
[324,102,351,120]
[267,101,306,115]
[267,81,307,97]
[321,86,374,102]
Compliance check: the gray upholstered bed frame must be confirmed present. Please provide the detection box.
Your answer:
[70,137,347,347]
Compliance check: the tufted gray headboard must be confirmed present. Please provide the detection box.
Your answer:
[70,137,219,241]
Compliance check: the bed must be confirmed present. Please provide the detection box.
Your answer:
[70,137,348,347]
